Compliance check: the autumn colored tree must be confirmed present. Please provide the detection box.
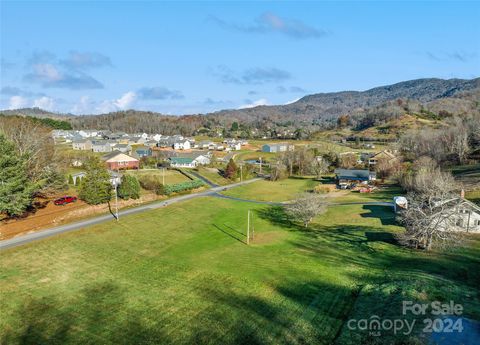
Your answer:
[224,159,238,179]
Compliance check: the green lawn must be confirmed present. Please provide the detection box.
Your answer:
[127,169,191,185]
[1,195,479,344]
[221,177,318,202]
[194,167,230,186]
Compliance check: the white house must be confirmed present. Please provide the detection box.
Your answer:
[173,139,191,150]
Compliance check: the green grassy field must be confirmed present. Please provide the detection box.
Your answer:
[221,177,318,202]
[127,169,191,185]
[1,185,479,344]
[194,167,230,186]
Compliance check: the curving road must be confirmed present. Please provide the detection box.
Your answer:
[0,178,261,250]
[1,176,394,251]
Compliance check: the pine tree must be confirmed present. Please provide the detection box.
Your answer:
[68,174,74,185]
[224,159,238,180]
[78,157,112,205]
[118,175,141,200]
[0,135,36,216]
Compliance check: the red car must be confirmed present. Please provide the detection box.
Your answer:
[54,196,77,206]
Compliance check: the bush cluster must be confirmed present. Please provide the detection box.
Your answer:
[163,179,204,195]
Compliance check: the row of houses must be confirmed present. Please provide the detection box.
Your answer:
[55,130,248,153]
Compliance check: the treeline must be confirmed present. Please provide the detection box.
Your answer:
[0,116,68,217]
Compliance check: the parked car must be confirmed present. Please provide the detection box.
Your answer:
[54,196,77,206]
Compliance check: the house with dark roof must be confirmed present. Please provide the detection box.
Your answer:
[334,169,376,186]
[102,151,139,170]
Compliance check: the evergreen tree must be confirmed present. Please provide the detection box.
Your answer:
[224,159,238,179]
[78,157,112,205]
[0,135,36,216]
[118,175,141,200]
[68,174,74,185]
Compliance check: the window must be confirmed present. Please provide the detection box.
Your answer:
[474,220,480,226]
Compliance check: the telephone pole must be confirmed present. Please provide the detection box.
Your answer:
[114,173,119,221]
[247,210,250,245]
[259,157,262,175]
[162,167,165,185]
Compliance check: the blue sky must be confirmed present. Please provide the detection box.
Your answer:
[1,1,479,115]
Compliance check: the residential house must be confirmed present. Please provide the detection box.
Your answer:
[334,169,376,187]
[129,136,147,145]
[173,139,191,150]
[262,143,294,153]
[144,140,158,147]
[151,134,163,142]
[72,139,92,151]
[198,140,214,149]
[113,144,132,154]
[134,146,153,158]
[91,140,113,153]
[169,157,197,168]
[369,150,397,166]
[102,151,140,170]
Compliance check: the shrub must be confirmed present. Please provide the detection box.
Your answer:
[313,185,330,194]
[162,179,204,195]
[118,175,141,200]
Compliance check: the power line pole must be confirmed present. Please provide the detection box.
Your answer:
[240,164,243,182]
[259,157,262,175]
[114,173,119,221]
[247,210,250,245]
[162,167,165,185]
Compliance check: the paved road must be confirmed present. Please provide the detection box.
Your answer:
[187,170,219,187]
[0,178,261,250]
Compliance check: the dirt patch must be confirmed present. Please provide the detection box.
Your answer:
[251,231,287,246]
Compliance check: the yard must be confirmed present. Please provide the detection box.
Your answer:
[1,195,479,344]
[126,169,191,185]
[221,177,319,202]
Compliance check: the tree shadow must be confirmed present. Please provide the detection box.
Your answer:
[360,205,396,226]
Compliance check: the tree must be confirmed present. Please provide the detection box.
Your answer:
[230,122,239,131]
[397,167,464,250]
[311,156,330,180]
[68,174,74,185]
[78,157,112,205]
[0,135,36,216]
[118,175,141,200]
[285,193,327,228]
[270,161,287,181]
[397,193,465,250]
[224,159,238,179]
[339,153,357,169]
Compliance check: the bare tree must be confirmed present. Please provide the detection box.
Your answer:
[398,193,465,250]
[285,193,327,228]
[270,161,287,181]
[311,156,330,179]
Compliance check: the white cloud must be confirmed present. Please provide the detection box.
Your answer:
[95,91,137,114]
[33,96,55,110]
[238,98,269,109]
[8,96,29,109]
[114,91,136,109]
[71,96,92,114]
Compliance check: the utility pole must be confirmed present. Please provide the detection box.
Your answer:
[259,157,262,175]
[240,164,243,182]
[162,167,165,185]
[114,174,119,221]
[247,210,250,245]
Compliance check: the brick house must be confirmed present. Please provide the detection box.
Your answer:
[102,151,139,170]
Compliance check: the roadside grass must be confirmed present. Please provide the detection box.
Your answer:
[466,190,480,205]
[221,177,318,202]
[194,167,230,186]
[126,169,190,185]
[1,196,479,344]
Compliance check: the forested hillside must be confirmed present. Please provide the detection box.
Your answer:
[1,77,478,138]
